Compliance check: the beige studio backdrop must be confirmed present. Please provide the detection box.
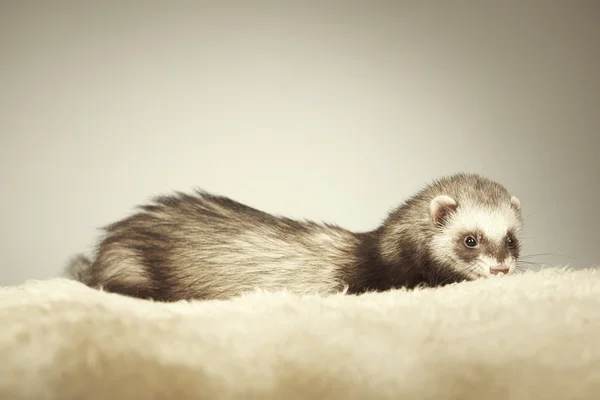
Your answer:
[1,1,599,285]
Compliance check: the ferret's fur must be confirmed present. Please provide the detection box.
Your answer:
[66,173,524,301]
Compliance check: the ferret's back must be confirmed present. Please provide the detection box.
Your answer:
[87,191,359,300]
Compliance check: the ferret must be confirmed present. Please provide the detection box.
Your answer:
[65,172,524,301]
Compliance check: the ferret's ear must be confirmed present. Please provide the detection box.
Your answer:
[510,196,521,211]
[430,195,457,227]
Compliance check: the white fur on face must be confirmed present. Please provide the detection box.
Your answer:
[429,201,522,277]
[477,254,517,277]
[451,203,522,242]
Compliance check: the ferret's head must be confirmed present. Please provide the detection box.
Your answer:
[428,190,523,279]
[380,173,524,283]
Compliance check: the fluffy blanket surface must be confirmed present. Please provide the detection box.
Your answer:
[1,267,600,400]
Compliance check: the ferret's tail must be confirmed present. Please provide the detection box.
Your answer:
[63,253,93,284]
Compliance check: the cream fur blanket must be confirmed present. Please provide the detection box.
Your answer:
[1,267,600,400]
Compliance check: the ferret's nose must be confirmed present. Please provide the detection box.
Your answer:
[490,267,509,275]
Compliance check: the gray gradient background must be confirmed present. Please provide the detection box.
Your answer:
[1,1,598,286]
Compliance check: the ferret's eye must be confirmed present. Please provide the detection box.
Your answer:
[464,236,478,248]
[507,237,517,249]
